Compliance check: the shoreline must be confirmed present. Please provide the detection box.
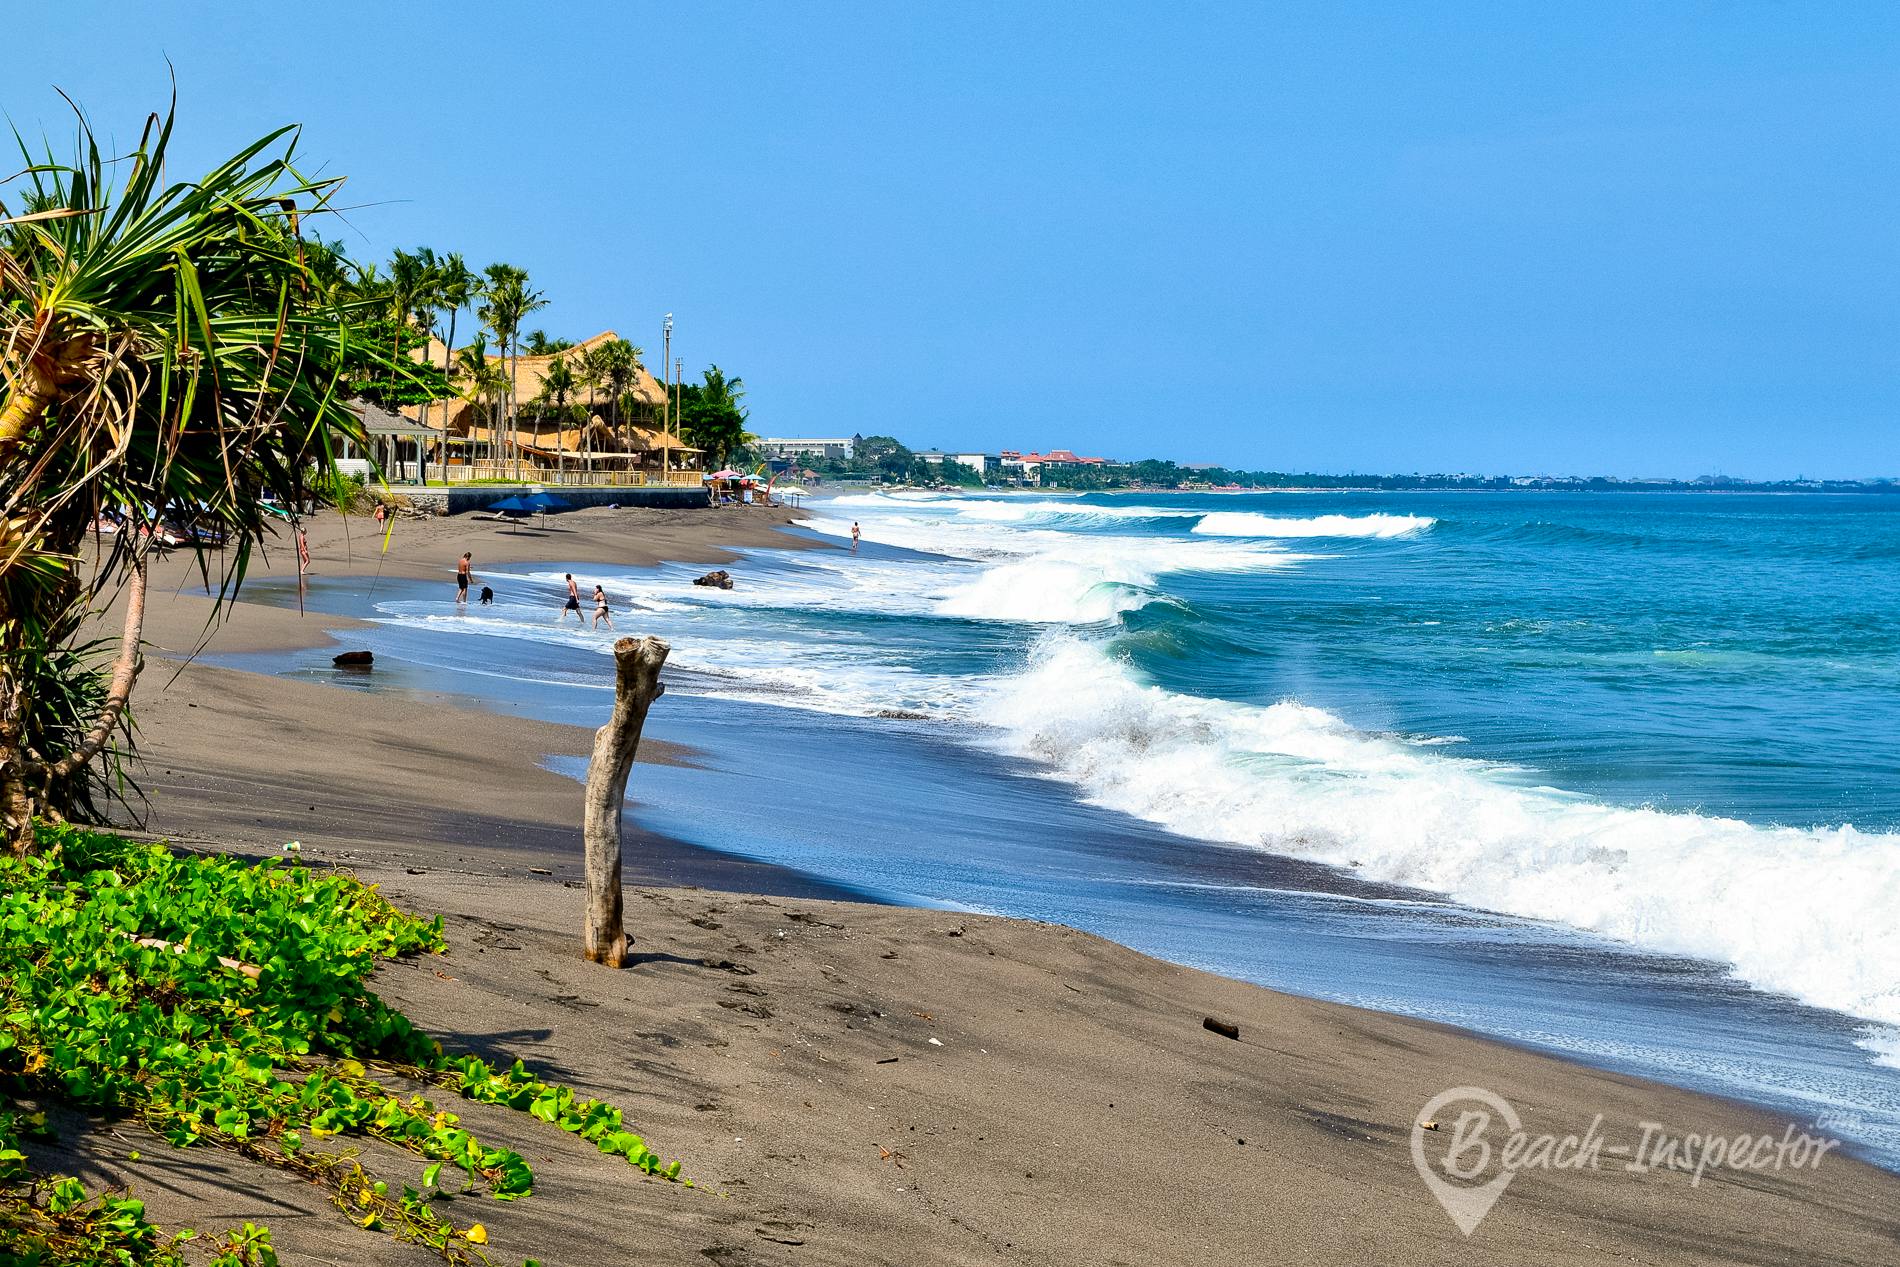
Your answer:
[91,505,1900,1261]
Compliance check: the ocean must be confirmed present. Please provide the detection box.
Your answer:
[233,489,1900,1167]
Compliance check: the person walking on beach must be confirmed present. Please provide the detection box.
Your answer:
[592,585,614,630]
[851,521,861,550]
[296,527,310,576]
[373,501,386,531]
[455,552,473,605]
[560,573,583,623]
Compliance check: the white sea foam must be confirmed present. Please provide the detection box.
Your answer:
[822,492,1433,539]
[1860,1028,1900,1072]
[802,502,1304,624]
[1191,511,1435,538]
[980,635,1900,1032]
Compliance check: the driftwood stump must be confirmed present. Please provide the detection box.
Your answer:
[582,635,670,965]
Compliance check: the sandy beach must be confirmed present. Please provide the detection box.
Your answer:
[63,506,1900,1265]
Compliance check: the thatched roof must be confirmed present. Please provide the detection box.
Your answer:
[455,420,701,459]
[626,425,698,452]
[348,397,435,437]
[402,330,668,427]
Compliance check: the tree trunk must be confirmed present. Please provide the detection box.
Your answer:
[442,311,458,475]
[581,635,669,965]
[1,554,147,854]
[0,662,35,855]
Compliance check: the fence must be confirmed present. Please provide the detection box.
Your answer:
[397,462,705,489]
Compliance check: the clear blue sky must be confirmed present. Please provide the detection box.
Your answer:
[13,4,1898,478]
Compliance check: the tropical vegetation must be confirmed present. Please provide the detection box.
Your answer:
[0,94,714,1264]
[673,366,752,469]
[0,100,425,851]
[0,824,684,1265]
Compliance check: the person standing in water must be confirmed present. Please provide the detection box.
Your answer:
[592,585,614,630]
[455,552,473,605]
[851,521,861,550]
[560,573,584,623]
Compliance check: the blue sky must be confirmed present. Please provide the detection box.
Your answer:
[12,4,1898,477]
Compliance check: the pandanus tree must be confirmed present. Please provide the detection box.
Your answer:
[0,100,407,851]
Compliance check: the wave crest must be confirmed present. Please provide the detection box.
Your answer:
[1191,512,1436,538]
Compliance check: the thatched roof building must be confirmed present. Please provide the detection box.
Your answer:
[402,330,671,438]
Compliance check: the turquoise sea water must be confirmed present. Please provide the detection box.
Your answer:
[236,490,1900,1166]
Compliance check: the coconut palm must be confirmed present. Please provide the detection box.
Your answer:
[602,340,641,438]
[434,251,477,458]
[0,101,406,849]
[478,264,546,478]
[456,335,509,468]
[539,353,578,473]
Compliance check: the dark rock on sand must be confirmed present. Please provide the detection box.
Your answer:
[693,570,735,589]
[332,650,374,667]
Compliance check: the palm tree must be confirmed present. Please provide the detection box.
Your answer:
[385,248,430,359]
[678,366,752,470]
[539,354,578,475]
[573,344,609,475]
[478,264,546,479]
[457,335,509,467]
[602,340,641,440]
[431,251,477,474]
[0,101,405,849]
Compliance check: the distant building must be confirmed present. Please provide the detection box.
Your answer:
[914,451,995,474]
[1021,448,1108,467]
[755,435,862,462]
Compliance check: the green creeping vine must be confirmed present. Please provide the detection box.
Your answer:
[0,825,687,1266]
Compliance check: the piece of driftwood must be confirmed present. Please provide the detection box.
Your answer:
[582,635,670,966]
[1203,1016,1241,1040]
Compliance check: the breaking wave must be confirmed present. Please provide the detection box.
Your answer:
[983,635,1900,1033]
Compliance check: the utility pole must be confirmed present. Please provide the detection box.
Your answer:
[674,357,683,482]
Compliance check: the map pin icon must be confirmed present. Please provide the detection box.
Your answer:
[1412,1086,1522,1237]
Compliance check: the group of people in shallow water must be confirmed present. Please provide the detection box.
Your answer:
[446,523,872,629]
[453,552,616,629]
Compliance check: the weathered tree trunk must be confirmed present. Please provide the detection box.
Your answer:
[1,554,148,855]
[582,635,669,965]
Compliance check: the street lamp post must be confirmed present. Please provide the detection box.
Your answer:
[662,314,673,483]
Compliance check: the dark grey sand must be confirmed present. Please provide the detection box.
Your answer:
[37,506,1900,1265]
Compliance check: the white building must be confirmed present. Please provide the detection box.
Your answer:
[755,435,861,462]
[916,451,994,474]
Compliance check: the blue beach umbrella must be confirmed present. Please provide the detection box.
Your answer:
[525,492,571,513]
[487,495,537,533]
